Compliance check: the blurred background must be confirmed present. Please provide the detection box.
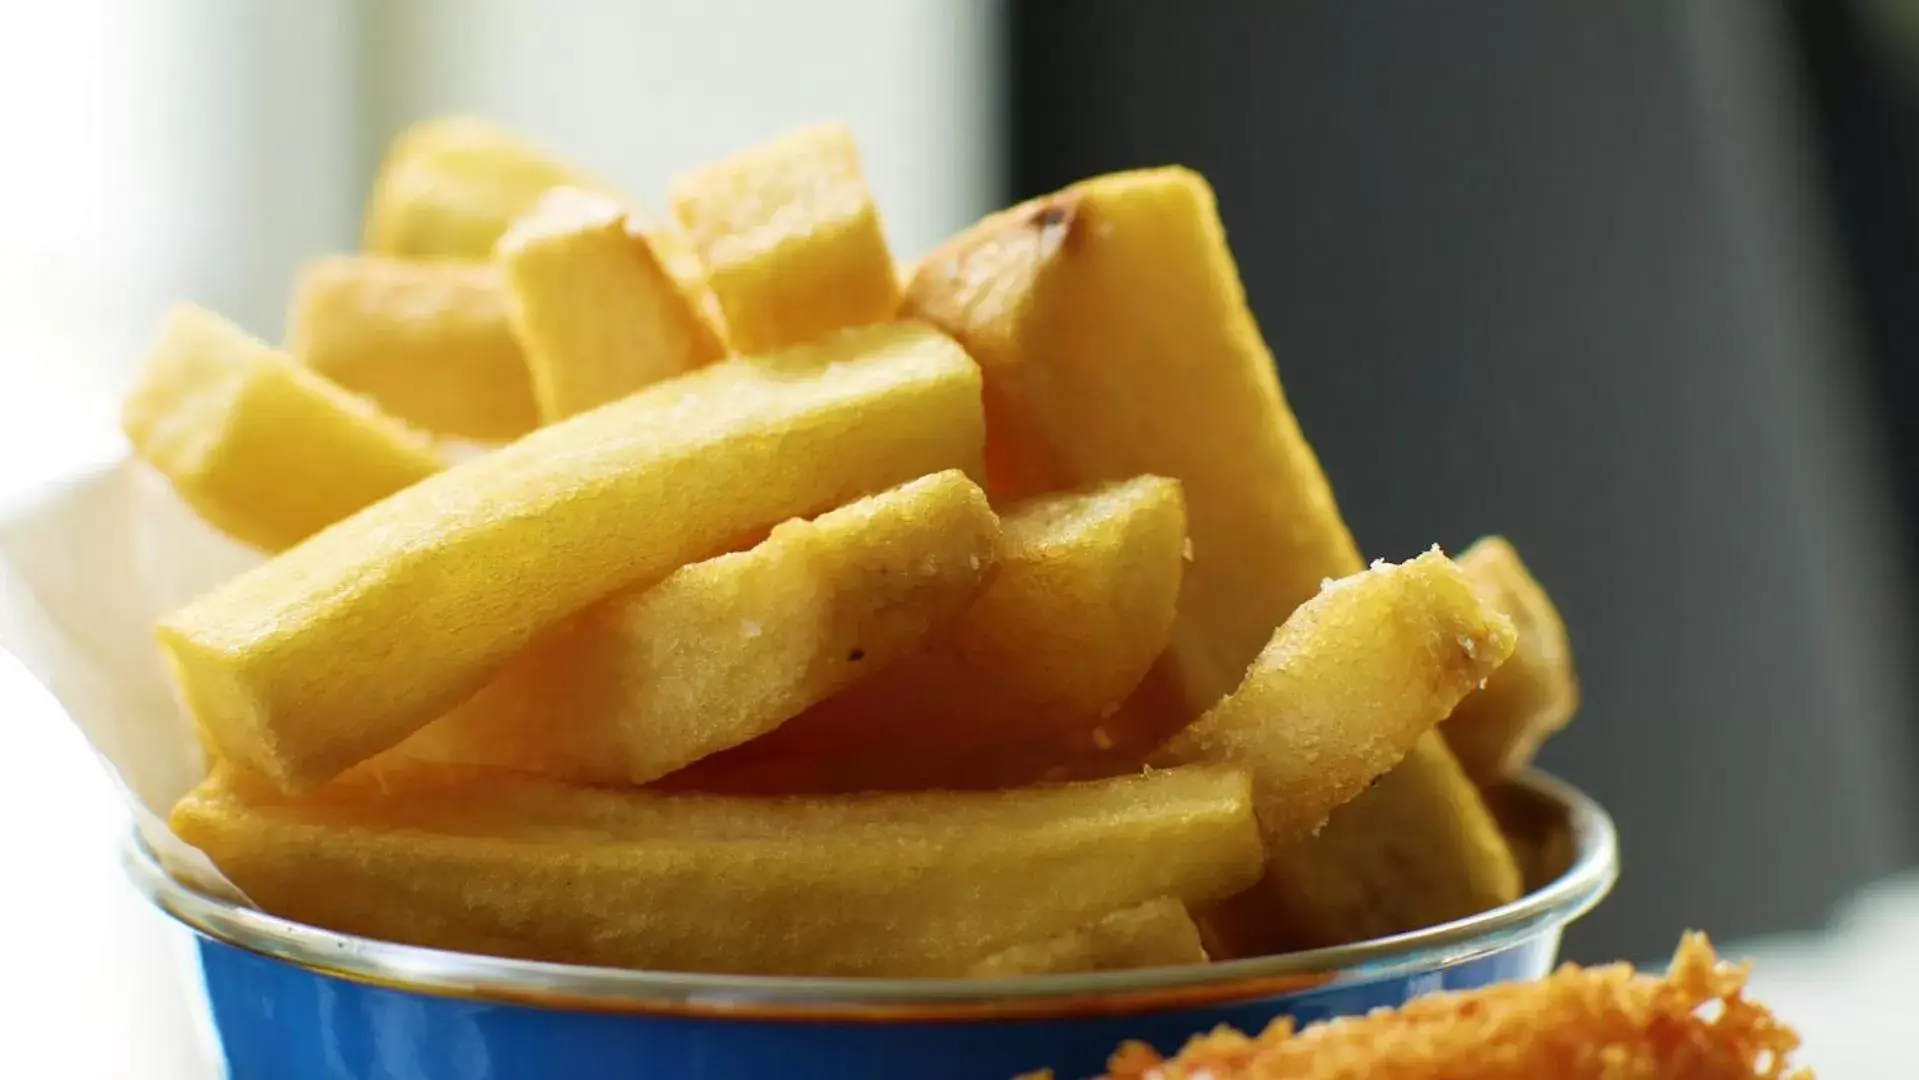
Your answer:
[3,1,1919,1074]
[1001,0,1919,962]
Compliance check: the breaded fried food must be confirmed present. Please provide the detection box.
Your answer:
[1086,934,1809,1080]
[1443,536,1579,782]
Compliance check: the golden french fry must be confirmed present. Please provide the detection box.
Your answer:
[159,322,984,792]
[967,898,1207,977]
[497,187,727,421]
[1480,775,1579,894]
[1251,540,1570,948]
[909,170,1521,950]
[171,762,1264,976]
[287,255,539,441]
[397,470,999,784]
[364,117,589,260]
[1444,536,1579,782]
[121,304,444,553]
[903,168,1357,740]
[680,476,1187,792]
[670,123,899,353]
[1151,551,1516,956]
[1223,731,1522,953]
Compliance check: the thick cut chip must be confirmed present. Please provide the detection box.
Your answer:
[158,322,984,792]
[1152,551,1516,957]
[121,304,444,552]
[171,762,1263,977]
[288,255,539,441]
[1482,775,1580,894]
[398,471,999,784]
[670,123,899,353]
[903,167,1357,735]
[967,898,1207,977]
[910,171,1518,948]
[673,476,1187,793]
[497,187,727,420]
[1221,731,1523,952]
[1444,536,1579,782]
[364,117,589,260]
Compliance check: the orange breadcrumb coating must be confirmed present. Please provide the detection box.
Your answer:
[1078,934,1809,1080]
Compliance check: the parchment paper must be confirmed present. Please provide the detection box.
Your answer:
[0,454,263,900]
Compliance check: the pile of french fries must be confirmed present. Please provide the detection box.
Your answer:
[123,119,1581,978]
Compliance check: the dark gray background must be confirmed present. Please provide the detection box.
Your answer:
[1008,1,1919,961]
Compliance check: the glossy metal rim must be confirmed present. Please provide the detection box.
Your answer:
[123,769,1616,1016]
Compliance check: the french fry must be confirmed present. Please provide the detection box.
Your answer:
[1444,537,1579,782]
[670,123,899,353]
[497,187,727,421]
[1225,731,1523,952]
[1253,541,1569,948]
[909,169,1524,952]
[159,322,984,792]
[681,476,1187,792]
[131,121,1594,982]
[364,117,589,260]
[1481,774,1579,894]
[966,898,1207,977]
[122,304,444,553]
[397,470,1000,785]
[170,762,1264,977]
[287,255,539,441]
[1151,551,1516,956]
[903,167,1356,736]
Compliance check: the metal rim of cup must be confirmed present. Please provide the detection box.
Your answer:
[122,769,1617,1018]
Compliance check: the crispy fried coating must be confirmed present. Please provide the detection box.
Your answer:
[1082,934,1809,1080]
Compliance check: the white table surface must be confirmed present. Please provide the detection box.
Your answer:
[0,363,215,1078]
[0,651,211,1078]
[1736,876,1919,1078]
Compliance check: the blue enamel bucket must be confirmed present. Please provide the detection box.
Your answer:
[125,770,1616,1080]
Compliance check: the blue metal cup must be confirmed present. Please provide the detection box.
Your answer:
[126,771,1615,1080]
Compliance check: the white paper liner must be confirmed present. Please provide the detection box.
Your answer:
[0,455,261,902]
